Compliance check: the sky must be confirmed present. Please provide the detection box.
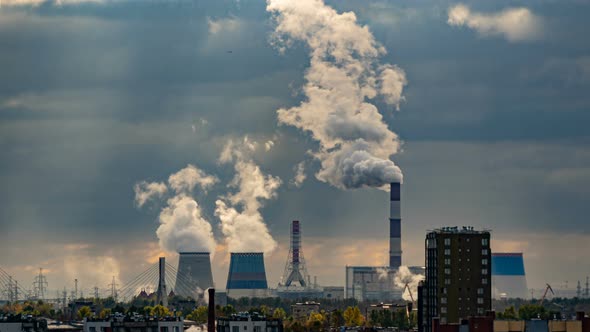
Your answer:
[0,0,589,299]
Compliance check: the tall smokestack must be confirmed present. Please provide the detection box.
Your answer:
[208,288,215,332]
[156,257,168,307]
[176,252,214,299]
[389,182,402,269]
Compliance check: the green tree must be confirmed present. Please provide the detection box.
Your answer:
[77,306,93,320]
[221,305,236,317]
[151,305,170,317]
[518,304,546,320]
[330,309,344,328]
[142,306,154,316]
[187,306,208,324]
[273,307,287,320]
[498,306,518,320]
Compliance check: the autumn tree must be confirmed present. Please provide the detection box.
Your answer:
[151,305,170,317]
[343,306,364,327]
[187,306,208,324]
[273,307,287,320]
[77,306,93,320]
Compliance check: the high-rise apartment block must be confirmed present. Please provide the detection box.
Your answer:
[420,227,492,332]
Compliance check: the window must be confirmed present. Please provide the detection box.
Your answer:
[441,297,447,304]
[441,318,447,324]
[444,238,451,246]
[482,259,488,265]
[445,249,451,255]
[254,327,261,332]
[477,308,484,315]
[232,327,240,332]
[445,268,451,275]
[482,238,489,246]
[482,249,488,255]
[161,328,169,332]
[174,327,179,332]
[441,307,447,314]
[90,328,96,332]
[445,279,451,285]
[477,298,484,304]
[100,328,106,332]
[445,258,451,265]
[477,288,484,295]
[244,326,248,331]
[442,287,448,294]
[466,248,470,253]
[482,269,488,275]
[482,278,488,284]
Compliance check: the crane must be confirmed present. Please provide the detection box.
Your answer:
[538,283,554,305]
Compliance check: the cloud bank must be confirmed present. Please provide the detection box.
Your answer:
[215,137,281,254]
[267,0,406,191]
[447,4,542,42]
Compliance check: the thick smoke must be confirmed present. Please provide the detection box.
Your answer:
[134,165,218,254]
[267,0,406,190]
[215,137,281,254]
[394,266,424,302]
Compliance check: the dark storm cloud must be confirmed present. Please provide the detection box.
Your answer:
[0,0,589,289]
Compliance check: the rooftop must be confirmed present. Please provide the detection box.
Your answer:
[430,226,490,234]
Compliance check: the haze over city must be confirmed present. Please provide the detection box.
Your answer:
[1,0,589,300]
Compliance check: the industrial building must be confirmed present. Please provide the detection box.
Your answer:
[345,182,403,302]
[420,226,492,332]
[226,253,271,299]
[291,302,320,321]
[175,252,214,299]
[491,253,528,299]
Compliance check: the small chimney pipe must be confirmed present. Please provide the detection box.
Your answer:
[208,288,215,332]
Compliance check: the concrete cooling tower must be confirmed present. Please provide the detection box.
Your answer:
[226,252,270,299]
[175,252,214,299]
[492,252,528,299]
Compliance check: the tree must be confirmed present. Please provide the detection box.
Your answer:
[99,309,112,319]
[273,308,287,320]
[306,311,326,332]
[187,306,208,324]
[343,306,364,327]
[77,306,93,320]
[330,309,344,328]
[151,305,170,317]
[221,305,236,317]
[142,306,154,316]
[518,304,547,320]
[498,306,517,320]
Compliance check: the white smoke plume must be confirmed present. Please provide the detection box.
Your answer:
[376,267,389,281]
[134,164,219,254]
[215,137,281,254]
[266,0,406,190]
[447,4,542,42]
[134,181,167,208]
[394,266,424,302]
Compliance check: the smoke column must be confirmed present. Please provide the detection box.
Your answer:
[215,137,281,254]
[267,0,407,190]
[134,164,218,254]
[394,266,424,302]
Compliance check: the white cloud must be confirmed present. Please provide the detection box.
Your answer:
[291,161,306,187]
[207,16,241,35]
[0,0,103,7]
[447,4,542,42]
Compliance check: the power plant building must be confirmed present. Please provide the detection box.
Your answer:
[492,253,528,299]
[345,182,403,301]
[175,252,214,299]
[226,252,272,299]
[419,227,492,332]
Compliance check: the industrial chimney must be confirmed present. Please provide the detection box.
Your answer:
[208,288,215,332]
[226,252,268,299]
[175,252,214,299]
[389,182,402,269]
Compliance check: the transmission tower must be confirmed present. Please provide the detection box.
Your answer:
[280,220,309,288]
[33,268,48,300]
[94,286,99,299]
[62,287,68,309]
[577,280,582,297]
[109,276,118,301]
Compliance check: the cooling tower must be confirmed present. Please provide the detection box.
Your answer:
[175,252,214,299]
[492,253,528,299]
[389,182,402,269]
[226,252,269,298]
